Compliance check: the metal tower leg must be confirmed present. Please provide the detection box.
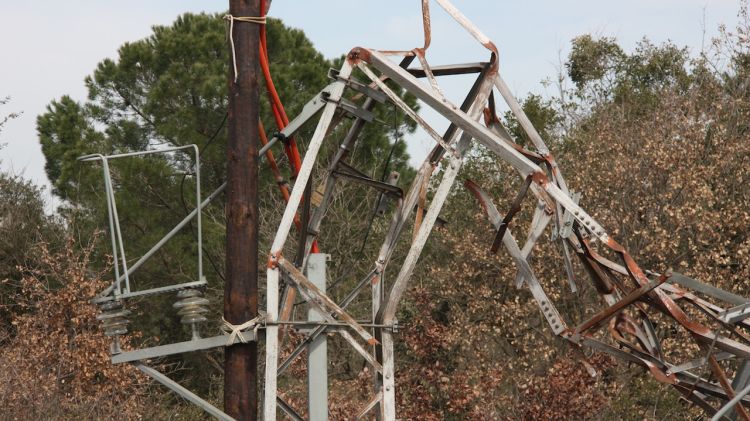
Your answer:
[307,254,329,421]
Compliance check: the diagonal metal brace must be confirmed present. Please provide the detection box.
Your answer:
[276,396,305,421]
[491,175,533,253]
[278,258,378,346]
[575,274,668,334]
[135,362,235,421]
[333,162,403,198]
[666,352,734,375]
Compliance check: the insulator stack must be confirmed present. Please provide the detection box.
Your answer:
[97,300,130,354]
[173,288,210,340]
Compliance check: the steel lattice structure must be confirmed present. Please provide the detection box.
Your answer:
[84,1,750,420]
[262,2,750,419]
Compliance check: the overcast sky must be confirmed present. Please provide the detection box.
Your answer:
[0,0,742,208]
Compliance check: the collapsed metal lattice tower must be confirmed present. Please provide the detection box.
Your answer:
[84,1,750,420]
[262,2,750,419]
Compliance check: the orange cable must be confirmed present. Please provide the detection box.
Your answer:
[258,0,319,253]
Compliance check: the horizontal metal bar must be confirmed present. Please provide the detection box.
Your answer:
[274,82,333,139]
[277,269,377,376]
[406,62,487,78]
[134,362,235,421]
[362,49,538,176]
[279,258,378,345]
[328,68,388,103]
[112,333,254,364]
[78,144,198,162]
[95,279,208,304]
[359,62,455,155]
[335,160,369,178]
[322,94,374,122]
[267,320,396,329]
[671,272,749,306]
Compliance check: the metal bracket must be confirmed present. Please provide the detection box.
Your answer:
[332,164,403,198]
[557,190,581,239]
[328,68,388,103]
[719,302,750,324]
[321,91,374,122]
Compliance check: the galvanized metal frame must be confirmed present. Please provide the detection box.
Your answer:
[264,58,355,420]
[260,35,499,418]
[79,144,205,299]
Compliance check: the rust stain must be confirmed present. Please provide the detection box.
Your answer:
[267,250,282,269]
[421,0,432,50]
[347,47,369,64]
[530,170,549,186]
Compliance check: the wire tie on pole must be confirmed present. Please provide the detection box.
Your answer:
[221,311,266,346]
[224,14,267,84]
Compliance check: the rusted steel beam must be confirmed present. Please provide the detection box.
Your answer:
[573,233,616,295]
[708,354,750,421]
[254,2,750,419]
[575,275,668,334]
[490,175,532,253]
[83,0,750,418]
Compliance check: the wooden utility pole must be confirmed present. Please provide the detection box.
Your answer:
[224,0,261,419]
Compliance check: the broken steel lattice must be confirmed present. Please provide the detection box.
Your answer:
[84,1,750,420]
[263,1,750,419]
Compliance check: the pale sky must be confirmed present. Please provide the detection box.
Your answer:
[0,0,741,209]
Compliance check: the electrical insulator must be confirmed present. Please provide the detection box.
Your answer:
[173,288,210,340]
[97,300,130,354]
